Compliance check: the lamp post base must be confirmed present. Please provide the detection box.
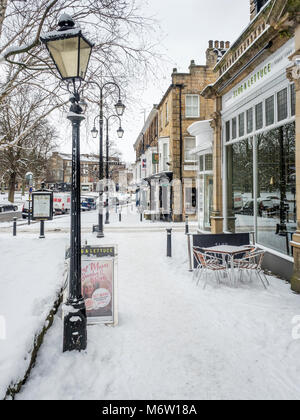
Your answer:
[93,225,105,237]
[63,300,87,352]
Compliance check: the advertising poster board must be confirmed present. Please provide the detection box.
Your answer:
[65,245,118,326]
[32,191,53,220]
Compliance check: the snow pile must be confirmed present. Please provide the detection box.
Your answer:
[0,234,68,398]
[14,230,300,401]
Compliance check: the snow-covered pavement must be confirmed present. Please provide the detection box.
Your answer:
[0,233,68,398]
[7,215,300,401]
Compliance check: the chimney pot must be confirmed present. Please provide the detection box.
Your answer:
[173,68,177,73]
[215,41,219,49]
[209,40,213,48]
[225,41,230,49]
[220,41,225,49]
[190,60,195,66]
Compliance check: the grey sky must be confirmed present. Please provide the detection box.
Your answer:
[60,0,250,163]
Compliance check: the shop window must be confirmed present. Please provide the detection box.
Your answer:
[232,117,237,139]
[277,88,288,122]
[186,95,200,118]
[247,108,253,134]
[205,154,213,171]
[255,102,263,130]
[257,123,296,255]
[265,96,274,126]
[185,187,197,211]
[199,156,204,172]
[184,137,196,162]
[163,142,169,170]
[239,113,245,137]
[291,84,295,117]
[226,138,254,233]
[226,121,231,142]
[255,0,269,13]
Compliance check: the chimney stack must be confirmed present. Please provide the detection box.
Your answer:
[220,41,225,49]
[209,40,213,49]
[225,41,230,49]
[214,41,219,49]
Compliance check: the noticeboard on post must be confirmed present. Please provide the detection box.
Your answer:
[65,245,118,326]
[32,191,53,221]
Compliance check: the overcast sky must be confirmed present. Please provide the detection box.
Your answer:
[59,0,250,163]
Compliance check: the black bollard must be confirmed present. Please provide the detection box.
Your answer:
[167,228,172,257]
[185,214,189,235]
[140,212,143,222]
[39,220,45,239]
[13,217,17,236]
[119,212,122,222]
[28,200,31,225]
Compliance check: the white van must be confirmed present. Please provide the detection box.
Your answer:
[53,193,71,214]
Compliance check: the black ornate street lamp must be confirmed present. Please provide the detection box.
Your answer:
[87,81,125,237]
[91,114,124,225]
[41,14,93,352]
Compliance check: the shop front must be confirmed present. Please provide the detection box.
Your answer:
[145,172,173,221]
[188,120,214,232]
[222,38,296,259]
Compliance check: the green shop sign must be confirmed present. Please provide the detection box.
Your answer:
[233,63,272,99]
[152,153,159,164]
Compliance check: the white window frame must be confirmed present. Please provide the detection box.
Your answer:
[184,137,196,162]
[158,137,170,172]
[185,95,200,118]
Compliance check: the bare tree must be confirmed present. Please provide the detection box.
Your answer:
[0,0,161,154]
[0,81,58,202]
[0,1,160,98]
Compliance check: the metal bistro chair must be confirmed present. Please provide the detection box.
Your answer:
[193,247,228,289]
[233,250,270,289]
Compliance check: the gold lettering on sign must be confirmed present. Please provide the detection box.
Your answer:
[233,63,272,99]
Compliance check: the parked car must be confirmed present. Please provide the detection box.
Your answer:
[80,198,92,211]
[258,199,276,217]
[0,204,18,213]
[22,200,32,219]
[233,193,243,210]
[81,196,97,210]
[238,199,254,215]
[238,199,276,217]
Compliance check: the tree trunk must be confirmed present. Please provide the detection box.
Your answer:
[8,172,16,203]
[0,0,8,40]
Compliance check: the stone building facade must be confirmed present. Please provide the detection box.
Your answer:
[201,0,300,286]
[134,41,229,222]
[46,152,125,191]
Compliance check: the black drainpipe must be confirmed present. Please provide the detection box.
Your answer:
[175,83,184,222]
[175,84,184,182]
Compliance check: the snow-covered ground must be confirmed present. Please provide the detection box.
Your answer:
[0,233,68,398]
[0,209,298,400]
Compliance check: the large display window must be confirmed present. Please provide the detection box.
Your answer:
[226,122,296,256]
[257,122,296,254]
[198,153,213,231]
[227,138,254,234]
